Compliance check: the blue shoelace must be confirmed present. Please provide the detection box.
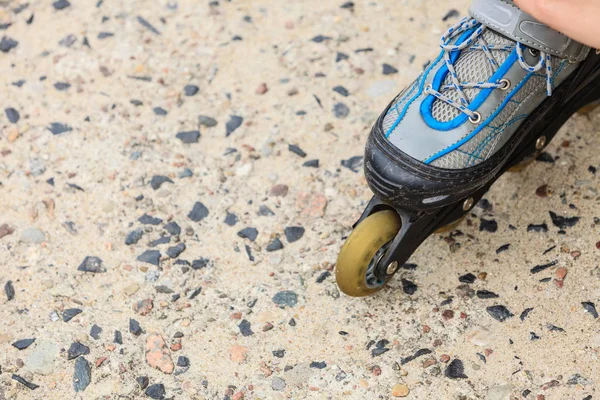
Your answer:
[425,17,553,123]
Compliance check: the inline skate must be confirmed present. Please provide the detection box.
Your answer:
[336,0,600,297]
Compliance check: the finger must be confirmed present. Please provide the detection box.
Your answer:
[514,0,600,48]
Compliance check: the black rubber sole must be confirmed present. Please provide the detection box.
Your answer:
[364,51,600,211]
[356,51,600,281]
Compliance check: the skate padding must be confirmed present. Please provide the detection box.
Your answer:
[469,0,589,61]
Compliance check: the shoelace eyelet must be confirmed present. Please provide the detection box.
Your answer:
[469,112,482,124]
[528,48,539,57]
[499,79,511,91]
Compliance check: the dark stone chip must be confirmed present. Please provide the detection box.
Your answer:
[53,82,71,91]
[486,305,514,322]
[73,356,91,392]
[582,302,598,318]
[0,36,19,52]
[153,107,168,116]
[224,212,239,226]
[442,9,459,21]
[311,35,331,43]
[382,64,398,75]
[530,332,541,341]
[0,23,12,30]
[166,243,186,258]
[176,130,200,144]
[12,79,26,87]
[272,290,297,307]
[401,279,417,295]
[150,175,174,190]
[316,271,330,283]
[400,348,432,365]
[444,359,468,379]
[302,159,319,168]
[11,374,39,390]
[125,228,144,245]
[63,308,83,322]
[549,211,579,229]
[177,356,190,367]
[477,198,493,211]
[137,16,161,35]
[198,115,218,127]
[245,244,254,262]
[536,152,555,163]
[97,32,114,39]
[522,390,531,397]
[5,280,15,301]
[188,202,209,222]
[78,256,105,273]
[266,237,284,252]
[496,244,510,254]
[12,338,36,350]
[371,347,389,357]
[5,107,20,123]
[476,290,499,299]
[192,258,210,270]
[333,86,349,97]
[530,260,558,274]
[547,324,565,332]
[145,384,166,400]
[284,226,305,243]
[188,287,202,299]
[67,342,90,360]
[53,0,71,10]
[155,285,174,294]
[47,122,72,135]
[288,144,307,157]
[341,156,363,173]
[273,349,286,358]
[238,227,258,241]
[333,102,350,119]
[336,52,349,62]
[310,361,327,369]
[238,319,253,336]
[149,236,170,246]
[136,376,149,389]
[402,263,418,270]
[90,324,102,340]
[519,307,534,321]
[588,166,597,174]
[527,223,548,233]
[114,330,123,344]
[226,115,243,136]
[258,205,275,216]
[479,218,498,232]
[458,273,476,284]
[340,1,354,9]
[137,250,161,266]
[164,222,181,236]
[184,85,199,96]
[129,319,143,336]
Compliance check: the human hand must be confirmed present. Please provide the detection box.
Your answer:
[514,0,600,49]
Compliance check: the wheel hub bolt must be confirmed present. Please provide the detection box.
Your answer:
[462,197,474,211]
[386,261,399,275]
[536,136,547,150]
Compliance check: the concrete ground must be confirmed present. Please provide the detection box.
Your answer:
[1,0,600,399]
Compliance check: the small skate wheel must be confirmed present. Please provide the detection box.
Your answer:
[508,158,535,173]
[336,210,401,297]
[434,215,466,234]
[578,101,600,116]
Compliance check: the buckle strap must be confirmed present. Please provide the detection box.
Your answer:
[469,0,589,62]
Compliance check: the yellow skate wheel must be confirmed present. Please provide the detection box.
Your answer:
[434,215,466,234]
[508,157,535,173]
[336,210,402,297]
[578,101,600,116]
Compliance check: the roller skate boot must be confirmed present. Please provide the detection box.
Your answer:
[336,0,600,297]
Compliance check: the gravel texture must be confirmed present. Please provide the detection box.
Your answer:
[1,0,600,399]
